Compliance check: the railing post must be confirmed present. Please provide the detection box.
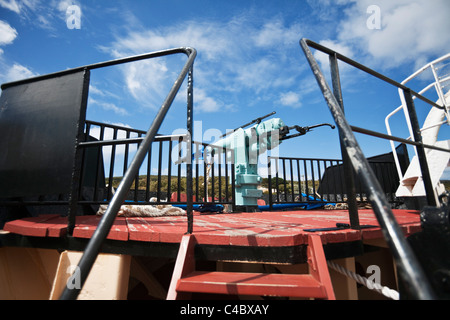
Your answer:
[403,89,437,207]
[329,53,360,230]
[268,157,273,211]
[59,47,197,300]
[67,69,90,235]
[231,162,236,212]
[300,38,437,299]
[186,66,194,234]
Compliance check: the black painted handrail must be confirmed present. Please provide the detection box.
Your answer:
[59,47,196,300]
[300,38,437,300]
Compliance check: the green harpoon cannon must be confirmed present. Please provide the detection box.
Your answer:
[208,112,335,211]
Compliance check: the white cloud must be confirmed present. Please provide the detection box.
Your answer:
[3,63,37,82]
[307,0,349,22]
[0,0,20,13]
[107,20,233,61]
[123,59,171,109]
[89,85,104,96]
[253,20,301,48]
[235,58,276,93]
[0,0,41,15]
[195,88,221,113]
[97,102,128,116]
[89,84,121,100]
[0,19,38,84]
[335,0,450,69]
[89,97,129,116]
[0,20,18,45]
[105,15,305,112]
[313,39,355,73]
[279,91,301,108]
[56,0,77,13]
[0,1,80,32]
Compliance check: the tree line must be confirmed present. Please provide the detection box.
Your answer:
[107,175,320,199]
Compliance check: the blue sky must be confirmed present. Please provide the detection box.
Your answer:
[1,0,449,167]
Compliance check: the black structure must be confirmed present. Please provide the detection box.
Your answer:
[0,47,198,300]
[0,70,89,199]
[318,144,409,202]
[266,146,407,210]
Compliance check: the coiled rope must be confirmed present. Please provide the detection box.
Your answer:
[327,261,400,300]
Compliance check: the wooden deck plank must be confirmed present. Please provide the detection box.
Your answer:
[193,213,308,246]
[2,209,421,247]
[72,216,129,241]
[46,216,69,238]
[126,217,160,242]
[177,271,327,298]
[3,214,62,237]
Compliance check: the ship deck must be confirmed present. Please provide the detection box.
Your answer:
[0,208,421,264]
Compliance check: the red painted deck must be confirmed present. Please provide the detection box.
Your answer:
[2,209,421,247]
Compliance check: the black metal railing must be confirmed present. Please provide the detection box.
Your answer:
[300,38,449,300]
[78,120,235,208]
[267,156,401,210]
[191,143,236,207]
[268,157,343,208]
[59,47,197,300]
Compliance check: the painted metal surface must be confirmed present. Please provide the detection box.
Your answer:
[210,117,286,208]
[58,47,197,300]
[0,70,89,198]
[300,38,437,299]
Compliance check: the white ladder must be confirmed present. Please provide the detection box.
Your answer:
[385,53,450,202]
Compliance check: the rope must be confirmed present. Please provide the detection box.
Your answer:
[327,261,400,300]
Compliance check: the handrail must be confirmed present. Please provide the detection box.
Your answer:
[300,38,436,299]
[401,53,450,114]
[300,39,445,111]
[1,47,194,89]
[385,55,450,183]
[78,133,189,147]
[350,125,450,153]
[59,47,197,300]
